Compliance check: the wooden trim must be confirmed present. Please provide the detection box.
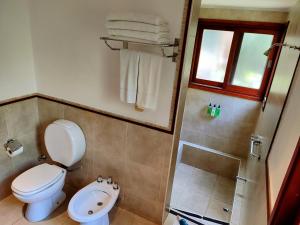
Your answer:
[268,138,300,225]
[0,94,37,107]
[197,19,287,31]
[189,19,286,100]
[188,83,262,101]
[189,20,204,85]
[0,93,173,134]
[223,30,243,88]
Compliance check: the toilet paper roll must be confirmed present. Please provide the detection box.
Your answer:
[6,146,23,157]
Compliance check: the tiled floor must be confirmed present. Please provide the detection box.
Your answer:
[0,195,158,225]
[164,214,221,225]
[170,163,236,223]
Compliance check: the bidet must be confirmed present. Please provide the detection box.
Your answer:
[68,178,120,225]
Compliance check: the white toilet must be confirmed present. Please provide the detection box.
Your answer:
[11,119,86,222]
[68,178,120,225]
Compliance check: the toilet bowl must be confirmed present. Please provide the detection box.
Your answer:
[12,163,67,222]
[68,179,120,225]
[11,120,86,222]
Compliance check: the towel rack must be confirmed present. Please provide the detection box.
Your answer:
[100,36,180,62]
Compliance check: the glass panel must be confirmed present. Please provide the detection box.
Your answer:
[231,33,274,89]
[196,29,234,82]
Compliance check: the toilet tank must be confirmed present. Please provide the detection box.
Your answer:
[44,119,86,167]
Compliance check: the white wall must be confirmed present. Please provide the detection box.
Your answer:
[268,59,300,208]
[29,0,184,128]
[267,1,300,209]
[0,0,36,101]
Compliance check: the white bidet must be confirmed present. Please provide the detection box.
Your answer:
[68,178,120,225]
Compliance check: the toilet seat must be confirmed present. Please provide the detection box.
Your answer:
[12,163,65,196]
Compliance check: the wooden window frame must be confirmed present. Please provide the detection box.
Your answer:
[189,19,286,101]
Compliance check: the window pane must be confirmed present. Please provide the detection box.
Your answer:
[231,33,274,89]
[196,29,234,82]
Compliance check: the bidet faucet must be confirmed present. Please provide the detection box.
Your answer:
[96,176,104,183]
[107,177,113,185]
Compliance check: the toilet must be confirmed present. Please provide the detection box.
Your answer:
[68,178,120,225]
[11,119,86,222]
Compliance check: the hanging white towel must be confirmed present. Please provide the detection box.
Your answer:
[136,52,163,110]
[107,12,167,26]
[120,49,140,104]
[108,29,170,43]
[106,21,169,33]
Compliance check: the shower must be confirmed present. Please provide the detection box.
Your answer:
[264,42,300,56]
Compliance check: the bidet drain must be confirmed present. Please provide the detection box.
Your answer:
[88,210,94,215]
[97,202,103,206]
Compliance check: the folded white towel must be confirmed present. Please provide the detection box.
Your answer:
[107,12,167,26]
[108,29,170,44]
[136,52,163,110]
[119,50,163,110]
[120,49,140,104]
[106,21,169,34]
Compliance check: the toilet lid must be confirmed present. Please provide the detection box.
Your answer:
[12,163,65,195]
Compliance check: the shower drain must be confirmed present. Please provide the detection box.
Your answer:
[88,210,94,215]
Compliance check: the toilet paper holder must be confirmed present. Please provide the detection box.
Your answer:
[4,139,23,157]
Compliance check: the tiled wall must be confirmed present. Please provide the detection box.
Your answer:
[180,89,261,158]
[37,98,173,224]
[0,98,40,199]
[181,143,240,179]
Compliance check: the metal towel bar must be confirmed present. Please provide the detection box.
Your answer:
[250,135,262,160]
[100,36,179,62]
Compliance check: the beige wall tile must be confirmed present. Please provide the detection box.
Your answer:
[37,99,173,224]
[0,98,40,200]
[0,108,8,148]
[180,89,261,158]
[181,144,240,179]
[93,115,127,162]
[4,98,39,138]
[124,161,161,202]
[121,192,163,224]
[37,98,64,125]
[125,124,172,170]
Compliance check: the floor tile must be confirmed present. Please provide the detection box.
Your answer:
[170,163,234,223]
[0,195,158,225]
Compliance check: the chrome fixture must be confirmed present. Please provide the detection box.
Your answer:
[236,176,247,183]
[223,208,230,213]
[97,176,104,183]
[113,182,119,190]
[38,154,47,161]
[100,36,180,62]
[4,139,22,155]
[264,43,300,56]
[250,135,262,160]
[107,177,113,185]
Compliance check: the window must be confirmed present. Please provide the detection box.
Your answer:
[189,19,286,100]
